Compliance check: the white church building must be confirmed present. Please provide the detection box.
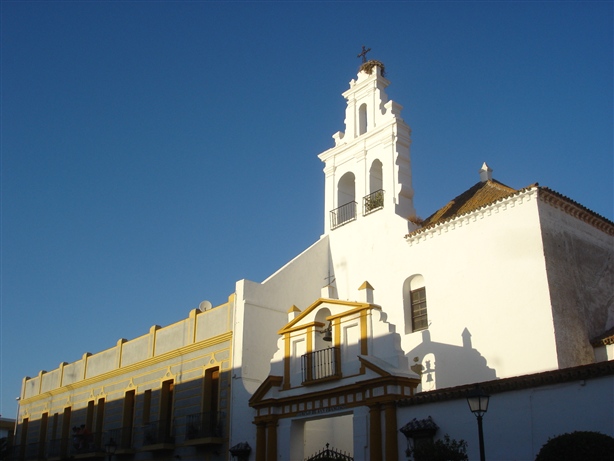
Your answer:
[15,59,613,461]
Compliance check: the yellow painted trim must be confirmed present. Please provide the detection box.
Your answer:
[279,298,372,333]
[251,375,419,411]
[283,333,291,390]
[19,332,233,405]
[358,281,374,290]
[278,320,325,336]
[306,326,313,354]
[333,319,341,348]
[327,304,381,321]
[360,310,368,355]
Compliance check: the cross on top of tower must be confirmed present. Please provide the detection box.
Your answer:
[357,45,371,63]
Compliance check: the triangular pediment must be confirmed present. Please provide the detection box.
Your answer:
[249,375,283,405]
[358,355,420,380]
[278,298,373,335]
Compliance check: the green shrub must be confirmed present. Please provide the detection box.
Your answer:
[535,431,614,461]
[413,434,468,461]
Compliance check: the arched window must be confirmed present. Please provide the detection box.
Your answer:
[337,172,355,207]
[364,160,384,215]
[331,172,356,228]
[403,275,428,334]
[358,103,367,135]
[369,159,383,194]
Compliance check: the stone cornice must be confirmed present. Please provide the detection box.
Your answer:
[19,332,232,405]
[538,187,614,236]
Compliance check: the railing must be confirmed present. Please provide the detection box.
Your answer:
[141,420,174,446]
[301,347,341,384]
[363,189,384,215]
[5,444,22,461]
[106,427,133,451]
[47,438,65,459]
[69,431,104,457]
[184,412,222,440]
[330,202,357,229]
[24,442,41,460]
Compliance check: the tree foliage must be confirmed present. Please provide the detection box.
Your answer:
[534,431,614,461]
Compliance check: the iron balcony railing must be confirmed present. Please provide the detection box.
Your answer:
[184,412,222,440]
[68,431,104,457]
[24,442,41,460]
[46,438,66,459]
[301,347,341,384]
[142,420,174,446]
[363,189,384,215]
[330,202,357,229]
[5,444,22,461]
[106,427,133,451]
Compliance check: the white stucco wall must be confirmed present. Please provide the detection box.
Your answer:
[537,195,614,368]
[325,188,559,389]
[397,371,614,461]
[229,236,330,451]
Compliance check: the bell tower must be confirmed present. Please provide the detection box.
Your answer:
[318,58,416,235]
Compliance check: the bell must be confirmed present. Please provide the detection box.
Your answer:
[323,323,332,342]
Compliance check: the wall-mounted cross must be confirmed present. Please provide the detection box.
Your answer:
[357,45,371,63]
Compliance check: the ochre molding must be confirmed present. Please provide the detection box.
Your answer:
[19,332,233,405]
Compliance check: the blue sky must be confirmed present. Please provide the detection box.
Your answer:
[1,1,612,418]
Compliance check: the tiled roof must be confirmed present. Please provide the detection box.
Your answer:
[396,360,614,407]
[420,179,519,229]
[406,179,613,239]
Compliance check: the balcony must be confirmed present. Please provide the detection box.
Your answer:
[46,438,67,460]
[105,428,134,455]
[183,412,223,446]
[70,432,106,459]
[363,189,384,215]
[5,444,22,461]
[301,347,341,384]
[141,420,174,451]
[330,202,357,229]
[24,442,42,460]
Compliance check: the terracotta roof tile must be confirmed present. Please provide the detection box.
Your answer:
[420,180,518,228]
[397,360,614,407]
[406,179,613,239]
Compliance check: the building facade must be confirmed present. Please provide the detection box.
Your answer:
[14,60,614,461]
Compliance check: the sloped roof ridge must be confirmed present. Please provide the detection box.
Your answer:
[539,186,614,232]
[406,182,614,239]
[406,183,536,238]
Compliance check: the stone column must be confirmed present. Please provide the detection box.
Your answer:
[369,404,382,460]
[384,402,398,460]
[255,422,266,461]
[266,419,278,460]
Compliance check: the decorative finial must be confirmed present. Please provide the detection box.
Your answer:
[357,45,371,63]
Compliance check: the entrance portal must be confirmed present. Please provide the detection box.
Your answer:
[291,414,353,460]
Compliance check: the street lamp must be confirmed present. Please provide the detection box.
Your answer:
[104,438,117,461]
[467,385,489,461]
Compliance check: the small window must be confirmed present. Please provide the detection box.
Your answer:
[358,103,367,135]
[410,287,428,332]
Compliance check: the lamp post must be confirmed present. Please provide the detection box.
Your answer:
[467,385,489,461]
[104,438,117,461]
